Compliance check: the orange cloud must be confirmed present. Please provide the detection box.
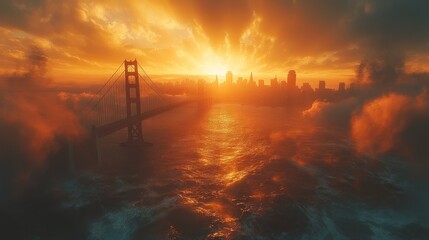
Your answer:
[0,93,84,163]
[351,94,409,155]
[302,100,330,118]
[351,92,429,161]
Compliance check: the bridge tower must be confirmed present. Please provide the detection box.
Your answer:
[124,59,143,144]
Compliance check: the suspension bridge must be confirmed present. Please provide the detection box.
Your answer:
[83,59,208,151]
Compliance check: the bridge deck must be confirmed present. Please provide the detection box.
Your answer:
[95,99,196,138]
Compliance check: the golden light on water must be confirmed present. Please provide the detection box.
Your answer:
[175,107,269,238]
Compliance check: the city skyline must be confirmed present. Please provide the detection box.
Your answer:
[206,69,348,90]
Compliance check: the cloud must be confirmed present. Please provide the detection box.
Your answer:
[0,0,427,78]
[351,92,429,164]
[302,100,330,118]
[0,94,83,162]
[0,45,84,202]
[302,97,362,129]
[2,44,50,87]
[301,60,429,169]
[0,44,84,160]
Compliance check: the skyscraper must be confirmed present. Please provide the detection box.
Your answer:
[271,77,279,88]
[338,82,345,92]
[302,82,313,92]
[226,71,233,85]
[319,80,326,90]
[287,70,296,88]
[248,72,256,87]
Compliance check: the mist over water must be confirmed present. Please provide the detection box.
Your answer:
[10,103,424,240]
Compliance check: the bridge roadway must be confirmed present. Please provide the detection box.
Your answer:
[95,99,196,138]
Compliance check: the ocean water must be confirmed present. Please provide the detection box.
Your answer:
[33,104,429,239]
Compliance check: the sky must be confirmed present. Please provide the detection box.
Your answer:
[1,0,429,86]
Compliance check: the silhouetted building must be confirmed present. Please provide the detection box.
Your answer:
[301,82,315,108]
[319,80,326,91]
[302,82,313,92]
[271,76,279,88]
[287,70,296,88]
[248,72,256,87]
[338,82,345,92]
[226,71,233,85]
[155,71,356,109]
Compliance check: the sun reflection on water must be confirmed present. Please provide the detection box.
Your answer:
[176,106,268,238]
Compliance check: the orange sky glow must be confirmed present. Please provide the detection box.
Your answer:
[1,0,428,87]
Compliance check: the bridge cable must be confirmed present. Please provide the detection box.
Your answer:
[92,70,124,109]
[137,63,166,97]
[83,62,124,111]
[138,72,165,98]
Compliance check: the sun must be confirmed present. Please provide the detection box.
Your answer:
[199,52,229,75]
[201,62,228,76]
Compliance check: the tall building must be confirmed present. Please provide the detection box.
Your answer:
[237,77,243,86]
[248,72,256,87]
[226,71,233,85]
[271,77,279,88]
[338,82,345,92]
[319,80,326,91]
[302,82,313,92]
[287,70,296,88]
[258,80,265,87]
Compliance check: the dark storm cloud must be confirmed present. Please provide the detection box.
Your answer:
[352,0,429,51]
[351,0,429,84]
[256,0,429,57]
